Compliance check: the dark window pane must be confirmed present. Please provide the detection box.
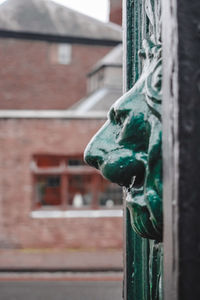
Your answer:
[68,174,92,208]
[35,175,61,206]
[68,158,85,166]
[99,183,123,207]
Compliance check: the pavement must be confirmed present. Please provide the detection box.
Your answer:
[0,272,123,300]
[0,248,123,299]
[0,280,123,300]
[0,248,123,271]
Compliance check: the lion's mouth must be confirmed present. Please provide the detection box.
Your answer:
[128,164,146,191]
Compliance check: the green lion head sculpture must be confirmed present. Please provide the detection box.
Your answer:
[84,2,162,241]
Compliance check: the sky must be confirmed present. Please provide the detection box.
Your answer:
[0,0,110,22]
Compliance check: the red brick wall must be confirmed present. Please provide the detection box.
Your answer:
[0,38,112,110]
[0,118,123,250]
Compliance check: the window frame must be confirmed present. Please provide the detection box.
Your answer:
[31,154,122,211]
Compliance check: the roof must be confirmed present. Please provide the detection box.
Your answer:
[88,43,123,75]
[96,43,122,66]
[71,44,123,113]
[70,87,122,113]
[0,0,122,43]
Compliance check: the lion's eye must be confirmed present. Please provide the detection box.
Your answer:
[109,108,129,126]
[109,108,116,123]
[118,113,150,149]
[115,110,129,126]
[115,113,123,126]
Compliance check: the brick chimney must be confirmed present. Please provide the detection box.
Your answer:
[109,0,122,25]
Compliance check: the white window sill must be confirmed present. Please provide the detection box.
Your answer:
[31,209,123,219]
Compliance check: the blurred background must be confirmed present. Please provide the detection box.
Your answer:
[0,0,123,298]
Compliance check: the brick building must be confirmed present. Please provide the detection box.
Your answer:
[0,0,121,110]
[0,0,123,269]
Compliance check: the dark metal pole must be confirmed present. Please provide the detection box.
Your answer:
[162,0,200,299]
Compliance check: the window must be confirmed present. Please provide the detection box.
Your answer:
[58,44,72,65]
[49,43,72,65]
[35,175,61,206]
[99,182,122,208]
[32,154,122,210]
[68,174,93,208]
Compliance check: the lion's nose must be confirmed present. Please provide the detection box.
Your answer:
[84,153,103,170]
[84,143,104,170]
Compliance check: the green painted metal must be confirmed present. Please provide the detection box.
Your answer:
[84,0,163,299]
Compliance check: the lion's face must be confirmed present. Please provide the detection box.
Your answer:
[84,42,162,241]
